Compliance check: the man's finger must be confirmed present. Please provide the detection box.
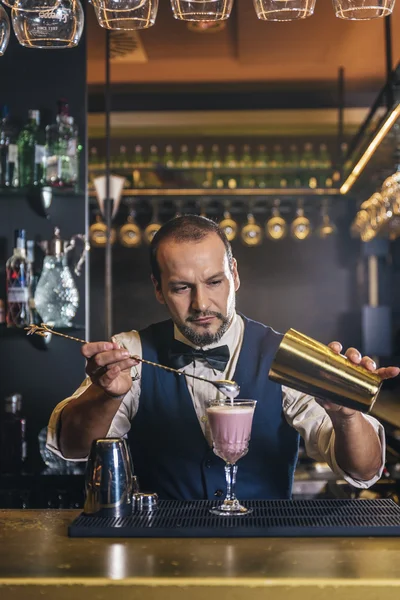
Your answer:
[91,349,130,369]
[344,347,362,363]
[98,365,121,387]
[376,366,400,379]
[328,341,342,354]
[81,341,114,359]
[360,356,377,371]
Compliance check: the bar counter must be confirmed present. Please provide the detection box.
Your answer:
[1,510,400,600]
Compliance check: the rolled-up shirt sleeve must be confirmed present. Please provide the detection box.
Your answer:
[46,330,142,460]
[282,385,386,489]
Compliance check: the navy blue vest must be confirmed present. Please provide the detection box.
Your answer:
[128,315,299,500]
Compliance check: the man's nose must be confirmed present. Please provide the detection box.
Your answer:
[191,287,211,312]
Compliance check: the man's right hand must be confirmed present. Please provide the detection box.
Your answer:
[82,342,139,398]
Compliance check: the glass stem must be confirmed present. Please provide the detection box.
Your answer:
[224,463,238,503]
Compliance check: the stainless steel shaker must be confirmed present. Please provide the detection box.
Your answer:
[83,438,134,517]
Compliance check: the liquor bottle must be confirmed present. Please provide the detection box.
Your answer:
[209,144,221,168]
[318,143,331,169]
[114,145,129,168]
[0,106,18,188]
[44,101,79,188]
[240,144,253,188]
[288,144,300,168]
[192,144,207,168]
[224,144,237,168]
[240,144,253,167]
[6,229,29,328]
[17,109,44,187]
[176,144,190,168]
[0,394,27,474]
[255,144,268,168]
[148,144,160,166]
[89,146,99,168]
[26,240,41,325]
[299,143,316,187]
[132,144,144,168]
[162,145,175,168]
[270,145,284,168]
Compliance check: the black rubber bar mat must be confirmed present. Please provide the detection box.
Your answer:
[68,498,400,538]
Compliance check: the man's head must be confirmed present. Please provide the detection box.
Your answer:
[150,215,240,347]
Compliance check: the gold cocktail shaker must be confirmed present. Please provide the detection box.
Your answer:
[269,329,382,413]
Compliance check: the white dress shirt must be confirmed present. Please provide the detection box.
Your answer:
[47,313,385,488]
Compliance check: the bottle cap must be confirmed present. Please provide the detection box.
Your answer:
[5,394,22,414]
[48,227,63,257]
[28,110,40,124]
[14,229,26,250]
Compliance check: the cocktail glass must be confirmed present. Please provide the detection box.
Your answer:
[206,399,256,516]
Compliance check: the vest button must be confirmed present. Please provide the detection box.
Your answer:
[205,460,212,468]
[214,489,224,497]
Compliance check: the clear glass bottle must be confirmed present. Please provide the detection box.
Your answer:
[34,227,80,327]
[0,394,26,474]
[44,101,79,188]
[0,106,18,188]
[17,109,44,187]
[6,229,29,328]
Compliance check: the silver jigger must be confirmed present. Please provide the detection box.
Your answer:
[269,329,383,413]
[84,438,134,517]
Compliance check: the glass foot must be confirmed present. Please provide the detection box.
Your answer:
[209,499,252,516]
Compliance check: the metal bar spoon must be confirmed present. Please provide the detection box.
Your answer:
[25,324,241,399]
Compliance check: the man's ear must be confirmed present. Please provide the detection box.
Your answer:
[151,274,165,305]
[232,258,240,292]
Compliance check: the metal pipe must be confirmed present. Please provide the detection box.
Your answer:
[337,66,345,174]
[384,15,393,109]
[105,29,113,340]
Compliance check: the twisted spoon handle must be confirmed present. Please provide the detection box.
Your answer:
[24,323,210,384]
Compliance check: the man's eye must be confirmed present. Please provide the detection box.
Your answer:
[172,286,188,293]
[209,280,222,286]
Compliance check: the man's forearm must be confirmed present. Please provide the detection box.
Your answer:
[60,385,124,459]
[330,411,383,480]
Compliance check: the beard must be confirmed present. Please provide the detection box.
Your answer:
[176,309,233,347]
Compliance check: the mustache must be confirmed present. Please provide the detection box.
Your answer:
[186,311,225,323]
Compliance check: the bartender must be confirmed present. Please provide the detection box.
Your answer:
[47,215,399,500]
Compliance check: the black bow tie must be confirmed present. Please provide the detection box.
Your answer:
[167,340,230,372]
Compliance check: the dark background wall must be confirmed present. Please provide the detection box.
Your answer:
[0,29,87,471]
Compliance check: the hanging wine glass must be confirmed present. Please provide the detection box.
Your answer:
[253,0,315,21]
[0,4,10,56]
[291,200,311,241]
[3,0,59,10]
[119,202,142,248]
[144,198,162,244]
[219,200,238,242]
[241,206,262,247]
[316,199,337,239]
[93,0,158,30]
[332,0,395,19]
[265,199,287,241]
[89,213,117,248]
[12,0,84,48]
[170,0,233,21]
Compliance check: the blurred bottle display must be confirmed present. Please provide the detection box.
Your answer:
[192,144,207,168]
[224,144,237,168]
[17,110,44,188]
[176,144,190,168]
[255,144,269,168]
[0,106,18,188]
[133,144,145,168]
[114,145,129,168]
[0,394,27,475]
[44,100,79,188]
[209,144,222,168]
[6,229,29,328]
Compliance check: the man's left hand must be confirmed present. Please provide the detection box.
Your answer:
[317,342,400,417]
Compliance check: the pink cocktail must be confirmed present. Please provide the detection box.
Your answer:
[206,399,256,516]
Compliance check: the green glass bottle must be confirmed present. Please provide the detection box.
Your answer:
[115,145,129,168]
[209,144,221,168]
[176,144,190,168]
[17,110,44,188]
[163,145,175,168]
[224,144,237,168]
[318,143,331,169]
[271,145,284,168]
[255,144,268,168]
[192,144,207,168]
[132,144,144,168]
[240,144,253,188]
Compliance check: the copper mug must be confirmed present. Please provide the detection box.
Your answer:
[269,329,382,413]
